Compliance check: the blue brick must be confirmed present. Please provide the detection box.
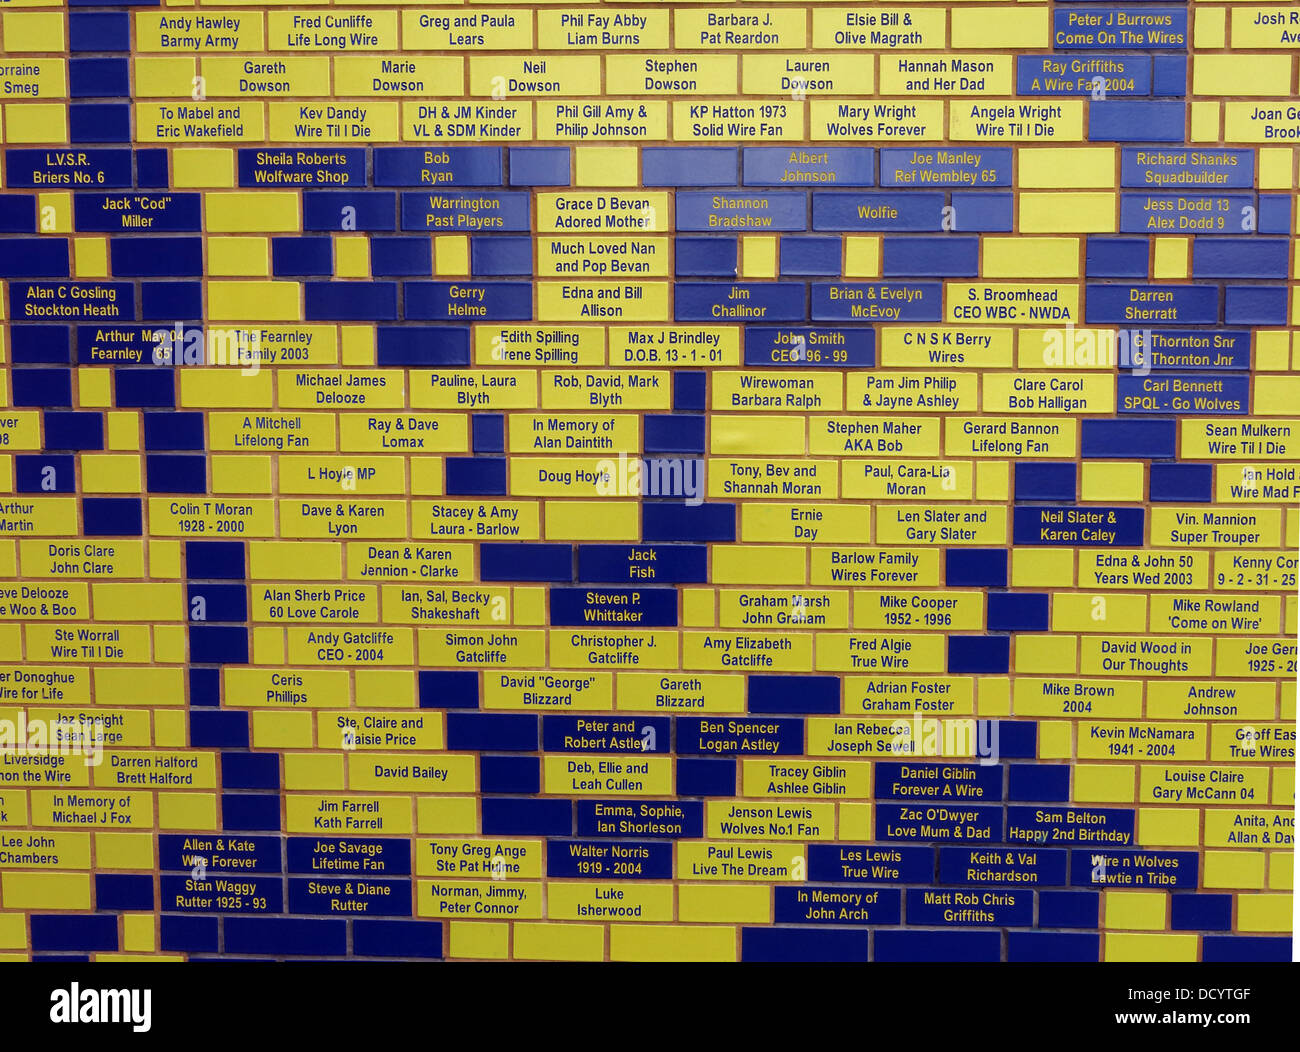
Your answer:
[70,103,130,143]
[0,239,69,278]
[1171,893,1232,931]
[445,457,507,496]
[83,496,142,536]
[883,236,979,277]
[70,57,129,98]
[0,194,36,233]
[303,191,395,232]
[419,670,479,709]
[987,593,1050,632]
[643,414,705,454]
[674,371,707,411]
[471,236,533,276]
[779,236,841,276]
[374,326,469,367]
[137,150,169,188]
[1225,286,1287,326]
[115,369,174,408]
[1152,55,1187,96]
[1149,462,1212,502]
[354,920,443,959]
[1038,891,1100,929]
[951,192,1014,232]
[31,915,117,952]
[225,918,346,956]
[990,719,1036,759]
[948,636,1010,674]
[642,501,734,542]
[146,454,207,494]
[676,758,736,796]
[1202,936,1290,963]
[742,928,869,962]
[1090,101,1185,142]
[189,625,249,664]
[10,325,69,364]
[481,798,571,836]
[12,369,72,408]
[190,710,249,749]
[14,455,75,493]
[272,237,334,277]
[370,237,431,277]
[222,752,279,790]
[1007,764,1069,802]
[875,930,1000,962]
[447,713,538,751]
[642,147,737,187]
[481,756,540,794]
[1082,419,1176,458]
[304,282,398,322]
[1193,238,1289,279]
[223,793,281,832]
[945,549,1007,587]
[142,281,202,321]
[44,410,103,451]
[675,237,737,277]
[186,541,245,580]
[480,543,572,582]
[748,675,838,715]
[161,916,218,953]
[1008,932,1099,962]
[472,414,506,453]
[1015,462,1076,501]
[187,582,247,622]
[70,12,130,52]
[189,667,221,707]
[508,147,570,186]
[1258,194,1291,234]
[1086,238,1148,278]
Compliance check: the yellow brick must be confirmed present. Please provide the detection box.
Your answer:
[1012,548,1074,588]
[679,884,770,924]
[206,192,299,233]
[711,416,803,455]
[341,325,374,366]
[682,587,714,627]
[208,280,300,321]
[1255,376,1300,416]
[178,369,273,409]
[450,921,507,960]
[173,149,234,189]
[545,501,638,540]
[133,56,193,97]
[74,237,109,279]
[511,586,546,626]
[152,709,189,747]
[1194,54,1291,97]
[251,710,314,748]
[1193,6,1226,49]
[1152,237,1188,280]
[37,191,71,233]
[741,235,776,279]
[2,12,65,51]
[575,147,637,187]
[1259,149,1293,191]
[1015,634,1077,675]
[335,236,369,278]
[951,7,1046,48]
[415,796,477,835]
[977,676,1011,717]
[1019,148,1114,189]
[712,545,805,586]
[95,833,155,871]
[123,915,156,953]
[79,452,138,494]
[212,454,272,494]
[285,754,345,790]
[253,625,285,664]
[2,872,90,910]
[209,237,269,277]
[611,924,735,962]
[1104,932,1197,962]
[250,541,342,580]
[106,411,140,451]
[1105,890,1166,930]
[435,235,469,277]
[1203,850,1265,890]
[975,460,1008,501]
[0,913,27,949]
[983,237,1078,278]
[1082,461,1143,502]
[844,236,878,278]
[152,624,187,664]
[1268,851,1292,890]
[839,801,872,839]
[77,368,112,409]
[1255,330,1290,371]
[150,540,182,579]
[94,582,182,620]
[1020,193,1115,233]
[514,922,604,961]
[1237,893,1290,933]
[1075,764,1136,803]
[158,793,217,830]
[1190,101,1219,143]
[1138,807,1200,847]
